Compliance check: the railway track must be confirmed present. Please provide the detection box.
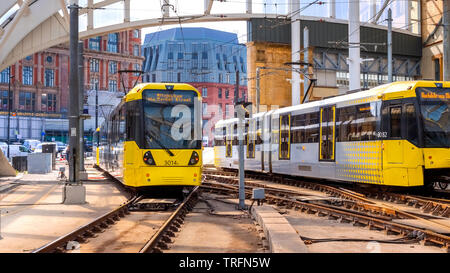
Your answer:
[139,187,199,253]
[203,168,450,218]
[32,197,135,253]
[202,169,450,251]
[32,168,200,254]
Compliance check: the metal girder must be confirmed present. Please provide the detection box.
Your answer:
[313,51,420,77]
[204,0,214,15]
[0,0,66,71]
[0,11,280,71]
[372,0,393,24]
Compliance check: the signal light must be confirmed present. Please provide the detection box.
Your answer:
[188,151,199,165]
[143,151,156,165]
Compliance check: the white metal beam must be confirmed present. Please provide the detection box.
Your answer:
[0,0,18,19]
[204,0,213,15]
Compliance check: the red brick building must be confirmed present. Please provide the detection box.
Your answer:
[0,29,143,142]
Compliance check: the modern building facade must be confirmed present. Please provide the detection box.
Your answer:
[142,27,247,146]
[0,29,143,143]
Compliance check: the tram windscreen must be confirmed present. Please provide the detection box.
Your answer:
[142,89,201,150]
[417,87,450,148]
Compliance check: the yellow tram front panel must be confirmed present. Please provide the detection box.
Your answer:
[123,141,202,188]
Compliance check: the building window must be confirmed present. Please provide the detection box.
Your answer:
[89,36,101,50]
[192,52,198,69]
[434,58,441,81]
[41,93,57,112]
[134,64,141,76]
[225,89,229,99]
[202,103,208,115]
[152,74,156,82]
[46,56,53,63]
[0,67,10,83]
[202,87,207,97]
[44,69,54,87]
[177,72,181,83]
[91,77,99,90]
[90,59,99,72]
[218,73,223,83]
[19,91,35,111]
[0,91,12,110]
[133,45,140,56]
[133,29,139,38]
[202,51,208,69]
[109,80,117,92]
[23,66,33,85]
[218,88,222,98]
[107,33,119,53]
[109,61,117,74]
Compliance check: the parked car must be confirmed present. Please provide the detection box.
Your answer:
[0,142,7,156]
[23,139,41,152]
[56,141,67,152]
[7,144,32,158]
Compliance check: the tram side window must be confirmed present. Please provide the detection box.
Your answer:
[119,106,126,142]
[233,124,238,145]
[272,117,279,144]
[305,112,319,143]
[126,101,142,144]
[405,104,418,145]
[338,106,356,142]
[357,104,376,141]
[390,106,402,138]
[291,114,305,143]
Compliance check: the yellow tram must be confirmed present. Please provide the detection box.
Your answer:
[95,83,202,193]
[214,81,449,188]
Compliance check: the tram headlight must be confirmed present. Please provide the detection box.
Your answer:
[188,151,199,165]
[143,151,156,165]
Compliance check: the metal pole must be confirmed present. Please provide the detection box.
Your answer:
[236,105,246,210]
[444,0,450,81]
[256,67,260,112]
[303,26,309,102]
[7,75,13,159]
[348,0,361,90]
[68,3,80,183]
[387,8,393,83]
[291,0,301,105]
[95,84,98,146]
[78,42,85,172]
[236,70,240,102]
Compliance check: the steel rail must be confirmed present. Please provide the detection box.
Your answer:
[200,183,450,251]
[205,168,450,218]
[139,186,199,253]
[205,173,450,233]
[32,197,136,253]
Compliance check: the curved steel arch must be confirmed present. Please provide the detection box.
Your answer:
[0,0,275,71]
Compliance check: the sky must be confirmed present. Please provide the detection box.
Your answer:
[0,0,419,45]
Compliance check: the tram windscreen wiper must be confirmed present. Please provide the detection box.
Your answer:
[145,131,175,157]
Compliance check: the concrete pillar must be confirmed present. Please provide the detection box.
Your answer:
[291,0,301,105]
[348,0,360,90]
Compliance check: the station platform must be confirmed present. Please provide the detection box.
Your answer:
[0,162,127,252]
[251,205,308,253]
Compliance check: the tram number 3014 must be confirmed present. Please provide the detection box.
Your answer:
[165,160,179,166]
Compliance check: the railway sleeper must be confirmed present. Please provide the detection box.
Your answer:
[430,205,444,216]
[157,241,169,250]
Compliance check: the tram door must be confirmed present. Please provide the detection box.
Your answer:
[226,125,232,158]
[279,114,291,160]
[319,106,336,161]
